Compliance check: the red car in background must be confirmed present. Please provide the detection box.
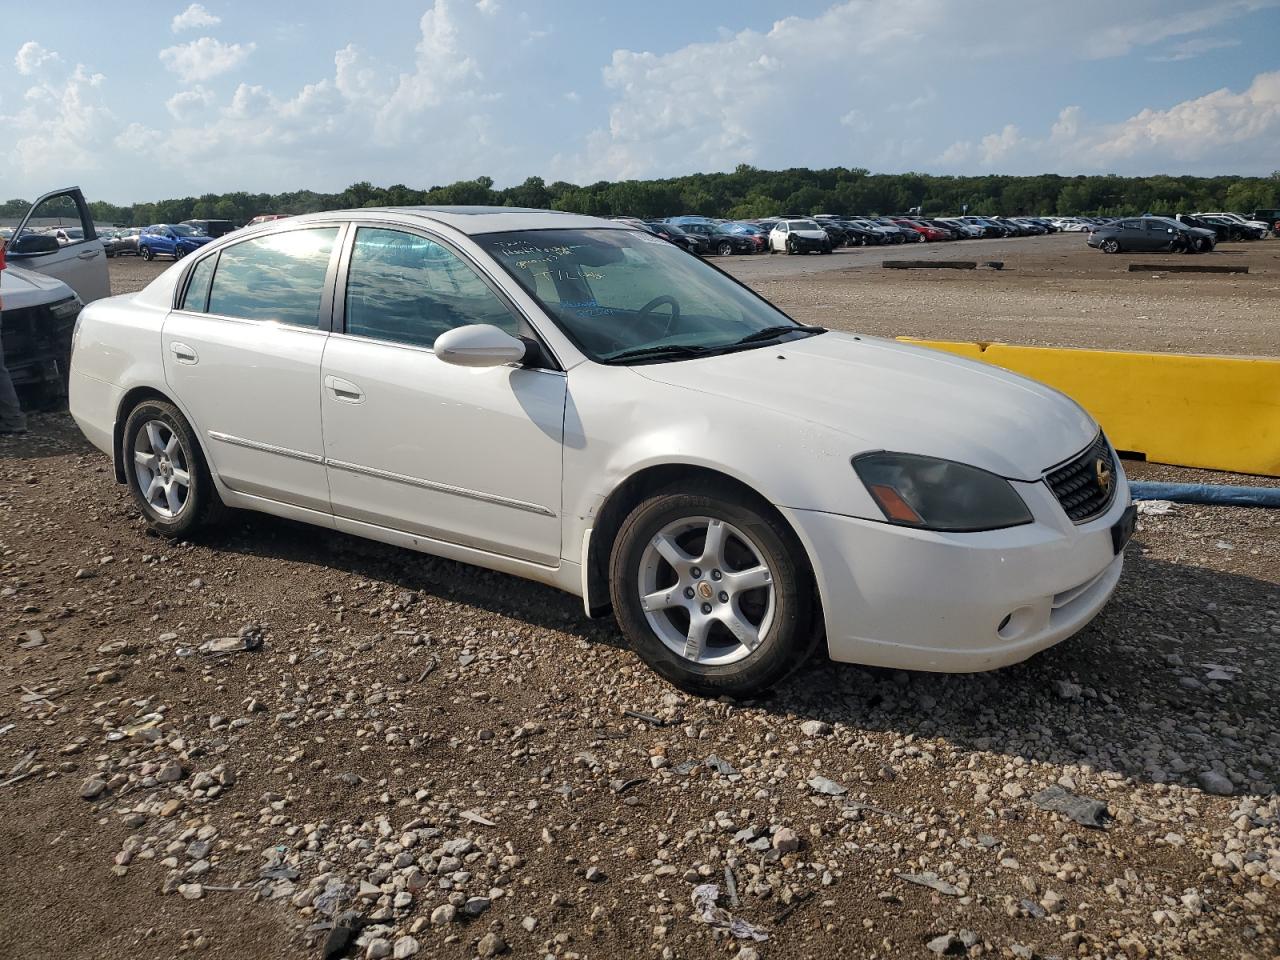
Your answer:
[891,218,947,242]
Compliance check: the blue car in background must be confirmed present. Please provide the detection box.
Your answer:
[138,223,215,261]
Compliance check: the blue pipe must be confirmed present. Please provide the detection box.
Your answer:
[1128,481,1280,508]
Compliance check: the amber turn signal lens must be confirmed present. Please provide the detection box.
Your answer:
[868,483,924,525]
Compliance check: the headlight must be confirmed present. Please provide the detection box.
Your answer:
[852,452,1033,532]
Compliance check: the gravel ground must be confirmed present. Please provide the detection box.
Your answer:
[0,244,1276,960]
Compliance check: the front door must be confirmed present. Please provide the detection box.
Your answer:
[161,224,345,514]
[8,188,111,302]
[321,225,565,566]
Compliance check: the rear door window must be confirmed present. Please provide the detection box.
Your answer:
[207,228,339,327]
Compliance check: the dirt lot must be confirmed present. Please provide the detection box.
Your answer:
[0,239,1277,960]
[723,233,1280,357]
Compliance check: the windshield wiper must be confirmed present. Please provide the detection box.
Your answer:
[606,343,714,364]
[731,323,826,346]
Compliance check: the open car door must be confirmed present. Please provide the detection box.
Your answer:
[7,187,111,303]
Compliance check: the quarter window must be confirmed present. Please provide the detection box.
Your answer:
[207,228,339,328]
[181,253,217,312]
[344,227,518,349]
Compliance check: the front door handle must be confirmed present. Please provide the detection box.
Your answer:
[325,375,364,403]
[169,342,198,364]
[77,249,100,260]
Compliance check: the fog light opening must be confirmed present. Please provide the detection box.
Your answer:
[998,606,1036,641]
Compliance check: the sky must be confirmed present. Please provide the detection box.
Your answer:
[2,0,1279,204]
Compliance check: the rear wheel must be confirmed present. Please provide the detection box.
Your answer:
[122,400,225,538]
[609,485,816,696]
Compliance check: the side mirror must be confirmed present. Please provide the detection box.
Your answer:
[434,324,527,368]
[9,234,59,255]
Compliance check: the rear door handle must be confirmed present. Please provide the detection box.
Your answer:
[325,375,364,403]
[77,249,100,260]
[169,342,198,364]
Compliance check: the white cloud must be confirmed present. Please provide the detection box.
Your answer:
[374,0,480,139]
[115,122,164,152]
[2,61,114,181]
[166,85,215,120]
[1147,36,1242,61]
[159,37,254,83]
[14,41,61,75]
[936,71,1280,174]
[171,3,221,33]
[475,0,500,14]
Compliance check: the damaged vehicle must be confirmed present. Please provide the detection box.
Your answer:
[1,187,110,406]
[67,207,1134,696]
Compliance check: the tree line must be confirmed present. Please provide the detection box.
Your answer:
[3,167,1278,226]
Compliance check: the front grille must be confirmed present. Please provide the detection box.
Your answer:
[1045,434,1117,523]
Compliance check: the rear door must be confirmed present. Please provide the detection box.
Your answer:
[7,188,110,303]
[162,223,346,514]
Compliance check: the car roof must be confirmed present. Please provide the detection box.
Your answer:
[337,205,622,235]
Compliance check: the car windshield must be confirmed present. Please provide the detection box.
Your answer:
[475,228,816,363]
[788,221,819,230]
[171,224,200,237]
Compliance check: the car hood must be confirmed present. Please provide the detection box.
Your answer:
[784,229,828,240]
[632,332,1097,480]
[0,263,75,310]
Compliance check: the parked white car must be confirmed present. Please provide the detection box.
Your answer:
[67,208,1134,695]
[767,219,833,254]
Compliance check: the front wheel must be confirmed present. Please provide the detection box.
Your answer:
[174,246,186,260]
[609,486,816,696]
[122,399,225,538]
[716,241,733,257]
[140,246,154,261]
[1101,239,1120,254]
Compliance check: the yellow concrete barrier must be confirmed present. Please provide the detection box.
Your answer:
[899,339,1280,477]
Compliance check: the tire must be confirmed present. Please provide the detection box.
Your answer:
[1101,239,1120,254]
[786,239,796,255]
[716,241,733,257]
[916,232,927,242]
[141,245,154,261]
[174,247,186,260]
[122,399,225,538]
[609,484,816,696]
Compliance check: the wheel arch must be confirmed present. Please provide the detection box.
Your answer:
[112,385,215,486]
[582,462,822,623]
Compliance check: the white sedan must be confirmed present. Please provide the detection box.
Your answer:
[68,208,1134,695]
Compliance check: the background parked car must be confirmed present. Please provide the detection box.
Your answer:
[646,222,709,255]
[138,224,216,261]
[679,221,758,256]
[1087,216,1208,254]
[769,219,832,254]
[102,229,141,258]
[182,218,237,238]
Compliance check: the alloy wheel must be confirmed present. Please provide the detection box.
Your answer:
[133,420,191,519]
[636,516,775,666]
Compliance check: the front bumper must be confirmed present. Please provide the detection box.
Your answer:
[782,469,1130,672]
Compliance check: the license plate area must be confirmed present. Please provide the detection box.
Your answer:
[1111,504,1137,554]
